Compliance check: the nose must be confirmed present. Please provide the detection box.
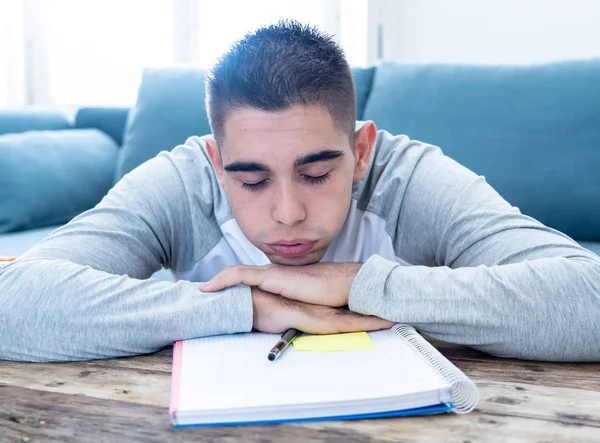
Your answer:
[271,182,306,226]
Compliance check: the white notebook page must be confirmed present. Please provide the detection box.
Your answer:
[177,329,449,413]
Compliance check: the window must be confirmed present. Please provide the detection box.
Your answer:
[197,0,339,69]
[43,0,174,106]
[2,0,367,108]
[0,0,26,108]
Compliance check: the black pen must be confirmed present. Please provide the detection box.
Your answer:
[267,328,300,361]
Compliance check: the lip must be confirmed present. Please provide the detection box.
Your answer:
[267,240,317,257]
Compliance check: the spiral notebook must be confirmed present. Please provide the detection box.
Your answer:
[170,324,479,427]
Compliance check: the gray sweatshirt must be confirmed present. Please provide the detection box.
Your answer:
[1,129,599,362]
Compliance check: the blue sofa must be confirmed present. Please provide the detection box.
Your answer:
[1,60,599,271]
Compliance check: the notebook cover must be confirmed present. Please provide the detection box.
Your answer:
[169,340,184,424]
[171,402,452,428]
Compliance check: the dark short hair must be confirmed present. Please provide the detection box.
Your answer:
[206,20,356,147]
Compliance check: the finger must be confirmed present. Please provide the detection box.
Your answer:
[199,265,270,292]
[251,289,311,333]
[297,305,394,335]
[330,310,395,333]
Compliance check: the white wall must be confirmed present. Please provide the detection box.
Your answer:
[339,0,380,66]
[379,0,600,65]
[0,0,26,107]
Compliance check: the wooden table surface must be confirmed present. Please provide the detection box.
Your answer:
[1,340,599,443]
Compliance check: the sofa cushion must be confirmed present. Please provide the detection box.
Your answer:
[0,129,118,233]
[115,68,211,182]
[363,59,600,242]
[353,67,375,120]
[0,110,72,135]
[578,241,600,258]
[116,67,378,182]
[75,107,130,145]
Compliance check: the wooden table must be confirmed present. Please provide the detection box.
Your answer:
[1,341,599,442]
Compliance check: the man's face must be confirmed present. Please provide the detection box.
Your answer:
[207,105,375,265]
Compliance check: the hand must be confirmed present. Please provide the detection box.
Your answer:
[251,287,394,334]
[200,262,362,307]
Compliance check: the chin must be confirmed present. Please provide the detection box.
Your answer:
[267,250,325,266]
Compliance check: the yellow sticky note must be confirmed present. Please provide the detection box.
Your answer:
[292,332,375,352]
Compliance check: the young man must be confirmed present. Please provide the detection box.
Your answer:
[1,21,599,363]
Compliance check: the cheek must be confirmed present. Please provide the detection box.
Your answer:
[229,190,259,213]
[309,178,353,222]
[226,188,268,234]
[224,175,353,233]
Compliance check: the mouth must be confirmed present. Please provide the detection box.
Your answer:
[267,240,317,258]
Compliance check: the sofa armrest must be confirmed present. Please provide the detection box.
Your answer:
[75,107,130,146]
[0,110,72,135]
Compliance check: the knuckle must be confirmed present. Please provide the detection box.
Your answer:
[221,266,236,276]
[264,264,280,276]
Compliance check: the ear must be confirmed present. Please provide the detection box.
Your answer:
[353,121,377,183]
[206,137,227,191]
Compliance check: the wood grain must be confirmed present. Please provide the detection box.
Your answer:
[0,353,171,407]
[432,341,600,391]
[2,385,599,443]
[1,342,599,442]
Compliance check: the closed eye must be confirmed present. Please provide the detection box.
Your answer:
[241,173,331,192]
[303,172,330,185]
[241,179,268,192]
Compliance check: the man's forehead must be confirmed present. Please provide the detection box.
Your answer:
[225,104,334,127]
[222,106,343,144]
[216,105,351,167]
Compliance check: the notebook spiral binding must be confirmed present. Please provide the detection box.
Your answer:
[393,324,479,414]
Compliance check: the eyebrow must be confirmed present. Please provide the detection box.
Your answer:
[293,150,345,168]
[223,149,345,173]
[223,161,269,173]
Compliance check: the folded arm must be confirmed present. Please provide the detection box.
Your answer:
[349,150,600,361]
[0,149,252,362]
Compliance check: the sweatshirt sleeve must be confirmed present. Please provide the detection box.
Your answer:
[348,147,600,362]
[0,147,253,362]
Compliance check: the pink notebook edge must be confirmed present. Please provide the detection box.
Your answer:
[169,340,184,423]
